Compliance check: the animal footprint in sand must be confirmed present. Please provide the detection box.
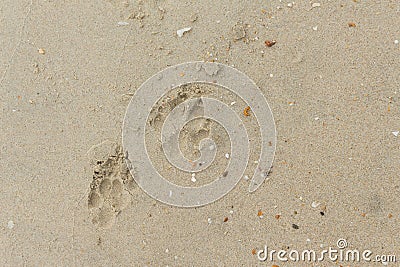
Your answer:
[87,140,135,228]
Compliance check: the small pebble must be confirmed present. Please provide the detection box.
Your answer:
[287,2,293,7]
[292,223,299,229]
[38,48,45,55]
[395,40,399,44]
[311,201,320,208]
[348,22,357,27]
[311,3,321,8]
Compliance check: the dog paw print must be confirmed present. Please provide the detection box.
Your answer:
[87,140,135,228]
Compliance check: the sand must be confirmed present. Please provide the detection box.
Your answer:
[1,0,400,266]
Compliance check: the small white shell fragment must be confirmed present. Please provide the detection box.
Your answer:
[177,27,192,37]
[230,101,236,106]
[394,40,399,44]
[287,2,293,7]
[312,26,318,31]
[7,220,14,229]
[191,173,196,182]
[244,175,249,180]
[311,3,321,8]
[311,201,320,208]
[229,210,234,214]
[269,73,274,77]
[118,21,129,26]
[207,218,212,224]
[392,131,399,137]
[225,153,230,159]
[169,190,173,197]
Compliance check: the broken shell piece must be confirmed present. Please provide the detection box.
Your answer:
[118,21,129,26]
[265,40,276,47]
[177,27,192,37]
[7,220,14,229]
[257,210,264,218]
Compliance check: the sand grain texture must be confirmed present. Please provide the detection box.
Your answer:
[1,0,399,266]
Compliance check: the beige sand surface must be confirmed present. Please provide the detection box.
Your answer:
[1,0,400,266]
